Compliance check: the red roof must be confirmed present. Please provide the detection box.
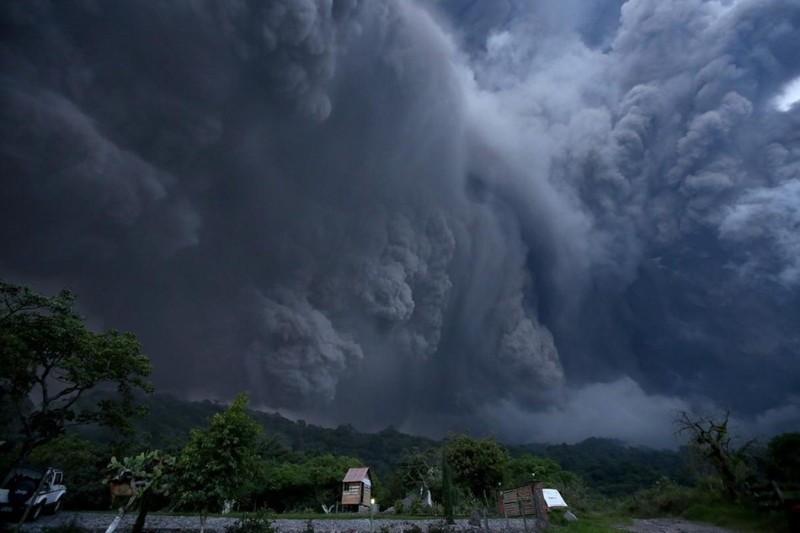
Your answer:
[342,467,370,483]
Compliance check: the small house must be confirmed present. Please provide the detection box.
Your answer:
[341,467,372,511]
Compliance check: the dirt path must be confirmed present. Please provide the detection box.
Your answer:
[616,518,740,533]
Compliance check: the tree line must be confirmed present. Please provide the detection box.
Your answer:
[0,281,580,517]
[2,280,798,530]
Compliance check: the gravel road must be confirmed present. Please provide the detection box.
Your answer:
[10,513,741,533]
[616,518,739,533]
[14,512,546,532]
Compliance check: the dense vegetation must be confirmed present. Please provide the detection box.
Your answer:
[2,280,798,533]
[9,392,797,521]
[121,392,695,501]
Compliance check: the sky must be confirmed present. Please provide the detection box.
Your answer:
[1,0,799,449]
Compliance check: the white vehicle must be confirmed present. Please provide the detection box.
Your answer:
[0,466,66,522]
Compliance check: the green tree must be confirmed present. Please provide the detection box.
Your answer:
[765,432,800,483]
[105,450,175,533]
[443,434,508,499]
[0,280,153,460]
[396,447,441,496]
[261,453,361,512]
[505,454,580,488]
[173,394,262,532]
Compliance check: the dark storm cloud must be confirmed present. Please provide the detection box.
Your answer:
[0,0,563,427]
[2,0,799,446]
[459,0,800,442]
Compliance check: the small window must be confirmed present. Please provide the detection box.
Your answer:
[54,472,63,484]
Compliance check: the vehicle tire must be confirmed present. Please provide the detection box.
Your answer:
[45,497,63,515]
[27,503,43,522]
[7,478,37,505]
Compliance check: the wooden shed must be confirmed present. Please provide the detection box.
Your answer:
[341,467,372,511]
[497,482,549,521]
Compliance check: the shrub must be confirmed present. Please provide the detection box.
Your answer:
[625,478,697,517]
[224,512,277,533]
[547,509,570,527]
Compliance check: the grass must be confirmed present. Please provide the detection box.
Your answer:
[549,508,789,533]
[618,477,793,532]
[681,502,790,532]
[549,513,632,533]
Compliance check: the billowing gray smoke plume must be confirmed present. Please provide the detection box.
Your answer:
[2,0,799,447]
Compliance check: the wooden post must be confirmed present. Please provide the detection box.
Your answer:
[482,490,490,531]
[104,478,141,533]
[532,481,548,523]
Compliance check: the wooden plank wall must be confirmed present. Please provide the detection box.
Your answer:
[501,486,536,517]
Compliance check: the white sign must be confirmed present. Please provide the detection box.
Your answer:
[542,488,568,508]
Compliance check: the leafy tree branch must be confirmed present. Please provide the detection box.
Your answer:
[0,280,153,459]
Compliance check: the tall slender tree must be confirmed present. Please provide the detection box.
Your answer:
[442,450,454,525]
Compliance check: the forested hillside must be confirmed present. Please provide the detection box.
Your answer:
[515,438,693,496]
[128,393,688,498]
[4,390,798,531]
[124,393,439,481]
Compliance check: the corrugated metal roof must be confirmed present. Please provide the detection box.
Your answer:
[342,467,370,483]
